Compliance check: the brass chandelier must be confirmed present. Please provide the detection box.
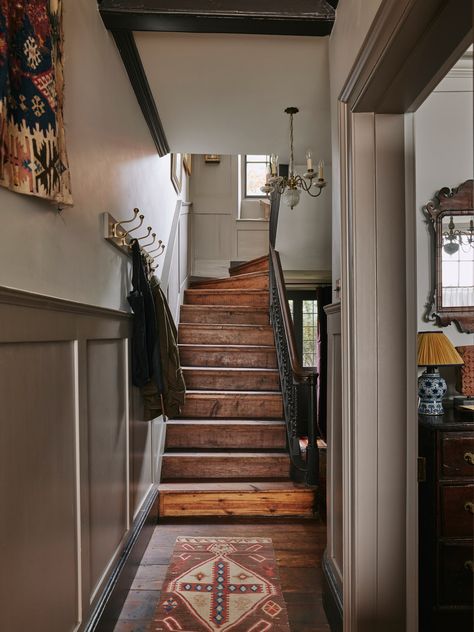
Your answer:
[442,215,474,254]
[260,106,327,209]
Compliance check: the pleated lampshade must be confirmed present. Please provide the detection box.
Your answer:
[417,331,464,367]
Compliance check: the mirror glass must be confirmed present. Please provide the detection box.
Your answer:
[441,213,474,307]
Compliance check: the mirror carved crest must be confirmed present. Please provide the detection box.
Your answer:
[424,179,474,334]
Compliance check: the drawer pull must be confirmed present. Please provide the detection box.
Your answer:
[464,452,474,465]
[465,560,474,573]
[465,501,474,514]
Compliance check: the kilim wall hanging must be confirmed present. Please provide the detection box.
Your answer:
[0,0,72,205]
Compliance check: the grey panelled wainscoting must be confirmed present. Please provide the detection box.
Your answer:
[0,286,158,632]
[322,302,343,631]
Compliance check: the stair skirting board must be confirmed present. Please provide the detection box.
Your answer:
[86,486,159,632]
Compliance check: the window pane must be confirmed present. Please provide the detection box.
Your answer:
[246,162,267,196]
[247,155,268,162]
[302,300,318,367]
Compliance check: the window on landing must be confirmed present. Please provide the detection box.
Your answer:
[244,155,270,197]
[287,291,318,368]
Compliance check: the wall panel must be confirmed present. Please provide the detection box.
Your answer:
[0,340,79,632]
[236,227,268,259]
[87,339,128,598]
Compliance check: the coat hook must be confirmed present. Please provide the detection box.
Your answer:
[121,214,144,245]
[147,244,165,260]
[141,232,157,249]
[113,207,140,238]
[148,240,164,254]
[128,226,152,247]
[155,244,166,258]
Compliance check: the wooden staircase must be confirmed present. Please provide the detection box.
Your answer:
[158,255,316,517]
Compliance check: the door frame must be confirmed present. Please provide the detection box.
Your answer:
[337,1,472,630]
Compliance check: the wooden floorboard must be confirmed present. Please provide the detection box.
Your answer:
[102,517,330,632]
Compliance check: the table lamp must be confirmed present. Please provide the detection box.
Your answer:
[417,331,464,415]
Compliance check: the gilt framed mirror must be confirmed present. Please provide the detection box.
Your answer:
[424,180,474,333]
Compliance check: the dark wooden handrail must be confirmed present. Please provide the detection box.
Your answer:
[269,245,316,383]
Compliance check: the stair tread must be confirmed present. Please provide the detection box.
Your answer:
[229,256,269,276]
[167,419,285,425]
[186,288,268,293]
[180,323,272,329]
[191,271,268,287]
[186,390,282,395]
[163,451,288,457]
[179,343,275,349]
[158,481,310,492]
[182,366,278,372]
[182,304,269,310]
[181,305,268,311]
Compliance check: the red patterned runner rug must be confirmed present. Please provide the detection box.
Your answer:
[151,536,291,632]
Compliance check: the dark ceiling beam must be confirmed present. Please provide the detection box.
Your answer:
[99,0,336,36]
[111,29,170,156]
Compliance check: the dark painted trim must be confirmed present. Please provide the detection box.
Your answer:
[340,0,472,113]
[99,1,335,36]
[103,12,333,35]
[86,486,160,632]
[111,30,170,157]
[322,550,343,632]
[0,285,130,319]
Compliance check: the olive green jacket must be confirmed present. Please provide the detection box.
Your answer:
[141,277,186,419]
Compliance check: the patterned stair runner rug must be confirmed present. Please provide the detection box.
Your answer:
[152,536,291,632]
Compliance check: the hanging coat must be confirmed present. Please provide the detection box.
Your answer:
[141,277,186,419]
[127,240,164,392]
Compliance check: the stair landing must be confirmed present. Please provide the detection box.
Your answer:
[159,255,316,517]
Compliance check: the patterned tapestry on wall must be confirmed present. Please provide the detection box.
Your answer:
[0,0,72,204]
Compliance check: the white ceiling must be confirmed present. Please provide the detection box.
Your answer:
[135,32,331,160]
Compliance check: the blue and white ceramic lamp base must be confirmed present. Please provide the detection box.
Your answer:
[418,368,447,415]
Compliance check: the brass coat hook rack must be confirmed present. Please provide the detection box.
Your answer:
[103,210,166,263]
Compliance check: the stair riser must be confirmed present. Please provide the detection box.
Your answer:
[181,394,283,419]
[192,275,268,290]
[179,346,278,369]
[166,423,286,449]
[180,305,270,325]
[161,455,289,480]
[179,325,274,346]
[185,290,269,307]
[159,491,314,517]
[183,369,280,391]
[230,256,269,277]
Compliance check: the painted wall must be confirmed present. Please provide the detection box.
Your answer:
[276,164,332,274]
[0,0,187,312]
[190,155,270,278]
[135,32,330,161]
[328,0,384,297]
[415,68,474,348]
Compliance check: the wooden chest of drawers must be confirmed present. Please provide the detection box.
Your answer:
[419,410,474,631]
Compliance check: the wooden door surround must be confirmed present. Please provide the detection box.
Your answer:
[334,1,472,631]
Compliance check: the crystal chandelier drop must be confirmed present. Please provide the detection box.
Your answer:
[260,107,327,209]
[443,215,474,254]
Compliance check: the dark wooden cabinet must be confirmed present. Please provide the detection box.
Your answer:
[419,410,474,631]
